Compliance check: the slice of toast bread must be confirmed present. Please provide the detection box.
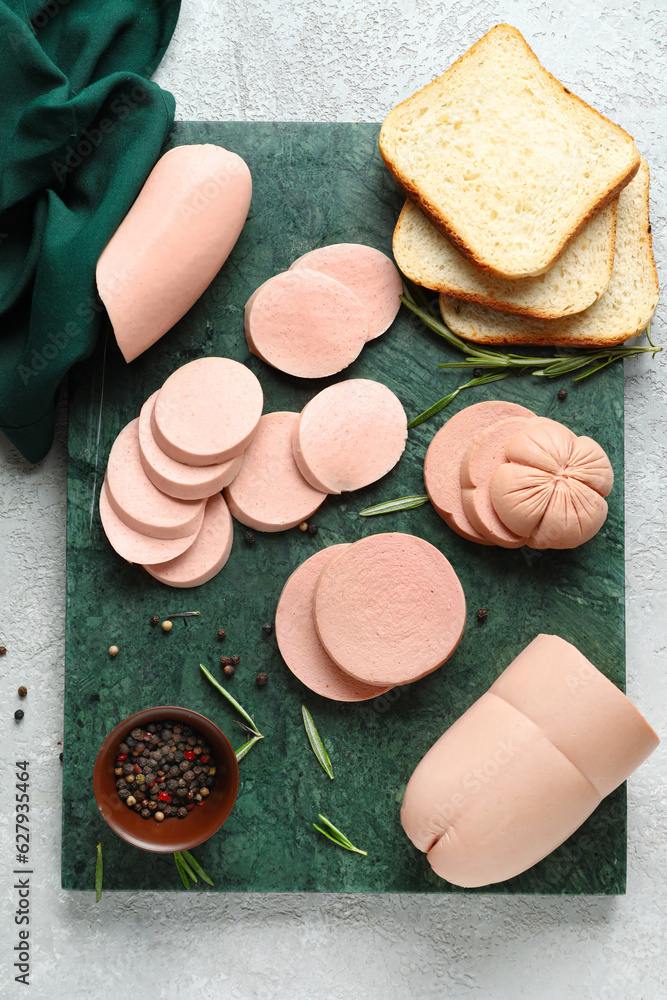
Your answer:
[438,159,658,347]
[379,24,640,279]
[393,197,617,319]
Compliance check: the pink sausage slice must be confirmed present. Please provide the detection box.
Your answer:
[99,480,204,564]
[152,357,263,466]
[139,392,243,500]
[224,412,327,532]
[275,545,394,701]
[143,492,234,588]
[289,244,402,341]
[459,416,538,547]
[424,400,535,544]
[96,144,252,363]
[292,379,408,494]
[314,532,466,686]
[244,270,368,378]
[105,420,206,539]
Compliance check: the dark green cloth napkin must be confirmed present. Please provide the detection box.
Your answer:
[0,0,181,462]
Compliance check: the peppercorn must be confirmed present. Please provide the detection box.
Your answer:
[244,530,256,544]
[299,521,309,532]
[154,811,165,822]
[125,795,137,808]
[200,787,209,798]
[256,672,269,687]
[114,767,124,777]
[262,623,273,635]
[476,608,488,622]
[14,709,24,720]
[162,620,173,632]
[217,628,227,640]
[109,645,119,657]
[141,808,151,819]
[231,654,240,666]
[557,388,568,401]
[17,686,27,698]
[125,773,135,784]
[150,614,160,626]
[0,646,6,655]
[223,664,235,677]
[473,368,484,378]
[177,807,188,818]
[59,752,63,763]
[118,788,130,801]
[220,655,231,666]
[308,523,319,537]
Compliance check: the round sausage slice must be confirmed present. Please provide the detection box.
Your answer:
[139,392,243,500]
[152,357,263,466]
[244,269,368,378]
[289,244,402,341]
[224,412,327,532]
[459,416,537,548]
[99,479,204,565]
[314,533,466,686]
[143,492,233,588]
[424,400,535,544]
[275,545,394,701]
[106,420,206,539]
[292,379,408,494]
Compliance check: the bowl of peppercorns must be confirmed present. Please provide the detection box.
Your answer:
[93,706,239,853]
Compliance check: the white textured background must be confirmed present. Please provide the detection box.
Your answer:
[1,1,666,997]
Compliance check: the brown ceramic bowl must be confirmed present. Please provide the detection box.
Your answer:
[93,706,239,853]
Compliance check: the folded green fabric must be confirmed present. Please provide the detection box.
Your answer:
[0,0,181,462]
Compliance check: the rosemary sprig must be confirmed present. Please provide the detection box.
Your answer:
[313,814,367,856]
[174,849,214,889]
[400,277,661,422]
[359,494,429,517]
[302,706,334,779]
[199,663,264,759]
[95,842,103,903]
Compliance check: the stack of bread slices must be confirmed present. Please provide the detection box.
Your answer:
[380,24,659,346]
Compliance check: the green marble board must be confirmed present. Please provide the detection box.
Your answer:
[63,122,626,893]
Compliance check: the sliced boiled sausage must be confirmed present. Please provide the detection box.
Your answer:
[143,492,234,588]
[289,243,402,341]
[105,419,206,539]
[314,532,466,686]
[244,269,368,378]
[224,412,327,532]
[152,357,263,466]
[99,480,204,565]
[275,545,394,701]
[293,379,407,494]
[459,416,537,547]
[139,392,243,500]
[423,400,535,544]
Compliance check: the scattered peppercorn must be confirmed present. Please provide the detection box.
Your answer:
[299,522,309,532]
[114,718,216,821]
[244,530,256,544]
[0,646,6,655]
[109,645,119,657]
[308,523,319,537]
[262,623,273,635]
[162,620,173,632]
[256,672,269,687]
[220,655,231,666]
[14,709,24,720]
[59,752,63,763]
[18,686,27,698]
[230,654,240,666]
[150,614,160,626]
[223,664,235,678]
[473,368,484,378]
[217,628,227,640]
[476,608,488,622]
[557,388,568,401]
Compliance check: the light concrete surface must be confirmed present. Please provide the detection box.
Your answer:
[1,1,666,997]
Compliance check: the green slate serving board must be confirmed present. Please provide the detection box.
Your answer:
[63,121,626,893]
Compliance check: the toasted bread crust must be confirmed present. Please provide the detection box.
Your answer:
[437,161,658,348]
[393,198,618,320]
[379,24,640,279]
